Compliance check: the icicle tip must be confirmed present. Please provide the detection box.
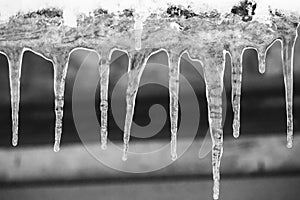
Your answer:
[122,153,128,161]
[53,143,60,152]
[12,138,18,147]
[171,153,178,161]
[101,143,107,150]
[287,141,293,149]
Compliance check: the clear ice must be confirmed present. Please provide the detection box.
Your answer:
[230,49,243,138]
[0,6,299,200]
[202,50,226,200]
[52,52,69,152]
[4,48,24,146]
[257,47,267,74]
[281,34,297,148]
[99,52,110,150]
[123,50,153,161]
[168,52,180,161]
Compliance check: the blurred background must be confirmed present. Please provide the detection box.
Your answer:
[0,27,300,199]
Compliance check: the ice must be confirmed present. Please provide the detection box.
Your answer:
[230,49,243,138]
[257,48,267,74]
[281,34,297,148]
[99,53,110,150]
[134,15,143,51]
[123,51,147,161]
[201,50,226,200]
[122,49,157,161]
[168,52,180,161]
[52,52,69,152]
[2,48,24,146]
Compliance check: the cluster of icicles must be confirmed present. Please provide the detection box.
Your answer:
[1,21,299,200]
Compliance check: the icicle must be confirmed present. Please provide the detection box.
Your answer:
[4,48,24,146]
[52,51,69,152]
[202,50,226,200]
[168,52,180,161]
[123,49,154,161]
[230,49,243,138]
[99,54,110,150]
[257,47,267,74]
[281,33,297,148]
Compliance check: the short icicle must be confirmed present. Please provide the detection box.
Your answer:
[123,49,153,161]
[5,48,24,146]
[281,33,297,148]
[99,52,110,150]
[168,52,180,161]
[52,51,70,152]
[257,47,267,74]
[202,51,226,200]
[230,49,243,138]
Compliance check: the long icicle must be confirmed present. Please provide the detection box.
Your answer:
[99,53,110,150]
[281,33,297,148]
[6,48,24,146]
[203,51,226,200]
[123,50,152,161]
[52,51,69,152]
[231,49,243,138]
[168,52,180,161]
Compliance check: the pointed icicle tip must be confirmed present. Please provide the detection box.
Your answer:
[287,141,293,149]
[12,137,18,146]
[122,153,128,161]
[171,153,178,161]
[53,143,60,152]
[101,143,107,150]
